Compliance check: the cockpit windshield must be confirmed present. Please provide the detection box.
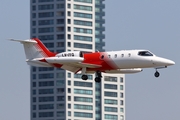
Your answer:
[138,51,153,56]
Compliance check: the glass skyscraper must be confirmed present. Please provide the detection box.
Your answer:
[30,0,125,120]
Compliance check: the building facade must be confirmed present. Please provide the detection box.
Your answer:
[30,0,125,120]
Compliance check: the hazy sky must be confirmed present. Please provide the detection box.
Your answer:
[0,0,179,120]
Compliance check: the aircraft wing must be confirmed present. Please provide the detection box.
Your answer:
[60,62,102,73]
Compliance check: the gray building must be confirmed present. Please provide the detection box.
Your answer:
[30,0,125,120]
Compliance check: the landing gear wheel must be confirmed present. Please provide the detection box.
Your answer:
[95,77,101,83]
[81,75,88,80]
[154,71,160,77]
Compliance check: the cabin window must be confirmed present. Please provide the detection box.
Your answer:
[101,55,104,59]
[108,55,111,58]
[115,54,117,58]
[128,53,131,57]
[138,51,153,56]
[121,54,124,57]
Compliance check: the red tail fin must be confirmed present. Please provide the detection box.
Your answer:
[32,38,57,57]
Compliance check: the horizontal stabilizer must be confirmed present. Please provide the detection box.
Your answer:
[9,39,37,44]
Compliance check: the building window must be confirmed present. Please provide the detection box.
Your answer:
[74,81,92,87]
[68,96,71,101]
[74,43,92,49]
[74,89,92,95]
[104,76,117,82]
[68,72,71,78]
[68,80,71,85]
[120,115,124,120]
[38,20,54,25]
[68,27,71,32]
[39,96,54,102]
[68,104,71,108]
[57,34,64,40]
[38,35,54,40]
[57,42,64,47]
[57,111,64,117]
[38,4,54,10]
[68,11,71,16]
[32,82,36,87]
[120,77,123,83]
[57,4,64,9]
[39,12,54,18]
[68,19,71,24]
[57,88,64,94]
[105,107,118,112]
[104,91,117,97]
[39,89,54,94]
[56,80,65,86]
[74,35,92,42]
[104,84,117,90]
[74,96,92,103]
[105,114,117,120]
[33,105,36,110]
[33,97,36,102]
[57,104,64,109]
[74,20,92,26]
[56,72,65,78]
[38,27,54,33]
[68,34,71,39]
[74,0,92,3]
[39,112,54,117]
[120,108,124,113]
[32,113,36,118]
[104,99,117,105]
[39,81,54,87]
[120,93,124,98]
[57,96,65,101]
[68,42,71,47]
[39,104,54,110]
[68,88,71,93]
[38,67,54,71]
[32,74,36,80]
[44,43,54,48]
[74,27,92,34]
[74,112,93,118]
[32,90,36,95]
[74,104,93,110]
[57,11,64,16]
[74,12,92,19]
[68,4,71,8]
[74,4,92,11]
[68,111,71,116]
[39,73,54,79]
[120,85,124,90]
[57,19,64,24]
[120,100,124,105]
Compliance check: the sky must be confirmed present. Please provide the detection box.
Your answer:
[0,0,179,120]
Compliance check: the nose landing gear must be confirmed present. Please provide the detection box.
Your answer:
[154,71,160,77]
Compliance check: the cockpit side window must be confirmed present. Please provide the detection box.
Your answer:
[138,51,153,56]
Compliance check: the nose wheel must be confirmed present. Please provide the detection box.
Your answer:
[154,71,160,77]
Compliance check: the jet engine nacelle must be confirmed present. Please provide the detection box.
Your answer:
[56,51,83,58]
[105,68,143,74]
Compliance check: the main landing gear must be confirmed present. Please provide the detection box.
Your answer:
[81,68,102,83]
[94,70,102,83]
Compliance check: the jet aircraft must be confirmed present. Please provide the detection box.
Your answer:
[10,38,175,82]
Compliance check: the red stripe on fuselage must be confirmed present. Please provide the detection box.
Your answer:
[83,52,118,71]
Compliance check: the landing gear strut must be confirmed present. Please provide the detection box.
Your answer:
[94,70,102,83]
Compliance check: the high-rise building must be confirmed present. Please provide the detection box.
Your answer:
[30,0,125,120]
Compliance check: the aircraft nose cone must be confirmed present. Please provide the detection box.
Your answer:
[154,57,175,66]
